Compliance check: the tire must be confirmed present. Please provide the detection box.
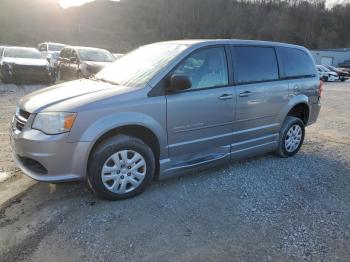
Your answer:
[87,135,156,200]
[275,116,305,158]
[322,76,328,82]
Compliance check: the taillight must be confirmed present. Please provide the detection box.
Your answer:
[318,80,323,97]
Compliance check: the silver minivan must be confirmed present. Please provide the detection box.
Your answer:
[10,40,322,200]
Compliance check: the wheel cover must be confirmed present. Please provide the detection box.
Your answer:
[284,124,302,153]
[101,150,146,194]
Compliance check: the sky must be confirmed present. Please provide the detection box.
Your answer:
[59,0,119,8]
[58,0,347,8]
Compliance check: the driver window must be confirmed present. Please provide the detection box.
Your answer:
[174,47,228,90]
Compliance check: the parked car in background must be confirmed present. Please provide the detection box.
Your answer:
[10,40,321,200]
[338,61,350,73]
[316,65,329,81]
[56,46,115,81]
[324,65,349,82]
[113,53,124,60]
[0,46,52,84]
[0,46,5,57]
[38,42,66,68]
[316,65,339,82]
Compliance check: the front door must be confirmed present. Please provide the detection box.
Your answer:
[166,46,235,169]
[231,46,289,153]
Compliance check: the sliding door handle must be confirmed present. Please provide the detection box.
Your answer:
[239,91,252,97]
[218,94,233,100]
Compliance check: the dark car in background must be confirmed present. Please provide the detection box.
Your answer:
[56,46,115,81]
[0,47,52,84]
[325,65,349,82]
[338,60,350,73]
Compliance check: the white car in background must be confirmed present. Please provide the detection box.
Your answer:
[38,42,66,70]
[113,53,124,60]
[316,65,339,82]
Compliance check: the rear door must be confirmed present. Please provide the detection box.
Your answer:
[231,46,288,155]
[166,46,235,169]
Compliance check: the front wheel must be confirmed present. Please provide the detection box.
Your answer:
[275,116,305,158]
[87,135,156,200]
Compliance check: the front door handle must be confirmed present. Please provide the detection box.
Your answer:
[239,91,252,97]
[218,94,233,100]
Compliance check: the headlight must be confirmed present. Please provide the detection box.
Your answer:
[32,112,77,135]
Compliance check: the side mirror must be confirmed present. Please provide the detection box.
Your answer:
[168,75,191,92]
[70,57,77,62]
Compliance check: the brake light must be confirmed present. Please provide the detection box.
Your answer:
[318,80,323,97]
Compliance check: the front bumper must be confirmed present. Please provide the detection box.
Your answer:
[1,65,51,83]
[9,124,91,182]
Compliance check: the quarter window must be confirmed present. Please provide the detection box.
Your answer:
[233,46,279,84]
[277,47,315,78]
[174,47,228,90]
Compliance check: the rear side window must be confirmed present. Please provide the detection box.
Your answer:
[232,46,279,84]
[277,47,315,78]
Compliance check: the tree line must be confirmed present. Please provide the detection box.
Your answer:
[0,0,349,52]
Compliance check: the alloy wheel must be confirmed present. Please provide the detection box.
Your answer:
[101,150,146,194]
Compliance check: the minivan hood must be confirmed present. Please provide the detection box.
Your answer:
[2,57,48,66]
[84,61,112,71]
[19,79,134,113]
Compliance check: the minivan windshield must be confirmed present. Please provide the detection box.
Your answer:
[4,48,42,59]
[96,43,188,87]
[78,49,115,62]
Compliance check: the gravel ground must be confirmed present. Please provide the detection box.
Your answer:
[0,81,350,261]
[0,84,45,182]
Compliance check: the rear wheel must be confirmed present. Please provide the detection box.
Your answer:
[87,135,155,200]
[275,116,305,158]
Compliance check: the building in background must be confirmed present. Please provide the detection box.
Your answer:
[311,48,350,67]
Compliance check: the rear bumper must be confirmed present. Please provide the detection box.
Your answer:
[307,101,321,126]
[9,126,91,182]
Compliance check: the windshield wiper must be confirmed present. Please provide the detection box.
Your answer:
[89,76,119,86]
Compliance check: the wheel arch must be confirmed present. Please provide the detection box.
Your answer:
[286,103,310,125]
[88,124,161,163]
[282,95,310,126]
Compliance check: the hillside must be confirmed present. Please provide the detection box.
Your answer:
[0,0,349,52]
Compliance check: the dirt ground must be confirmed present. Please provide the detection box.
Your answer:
[0,81,350,261]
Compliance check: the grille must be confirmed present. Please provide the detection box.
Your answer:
[14,109,30,131]
[19,109,30,119]
[13,65,47,75]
